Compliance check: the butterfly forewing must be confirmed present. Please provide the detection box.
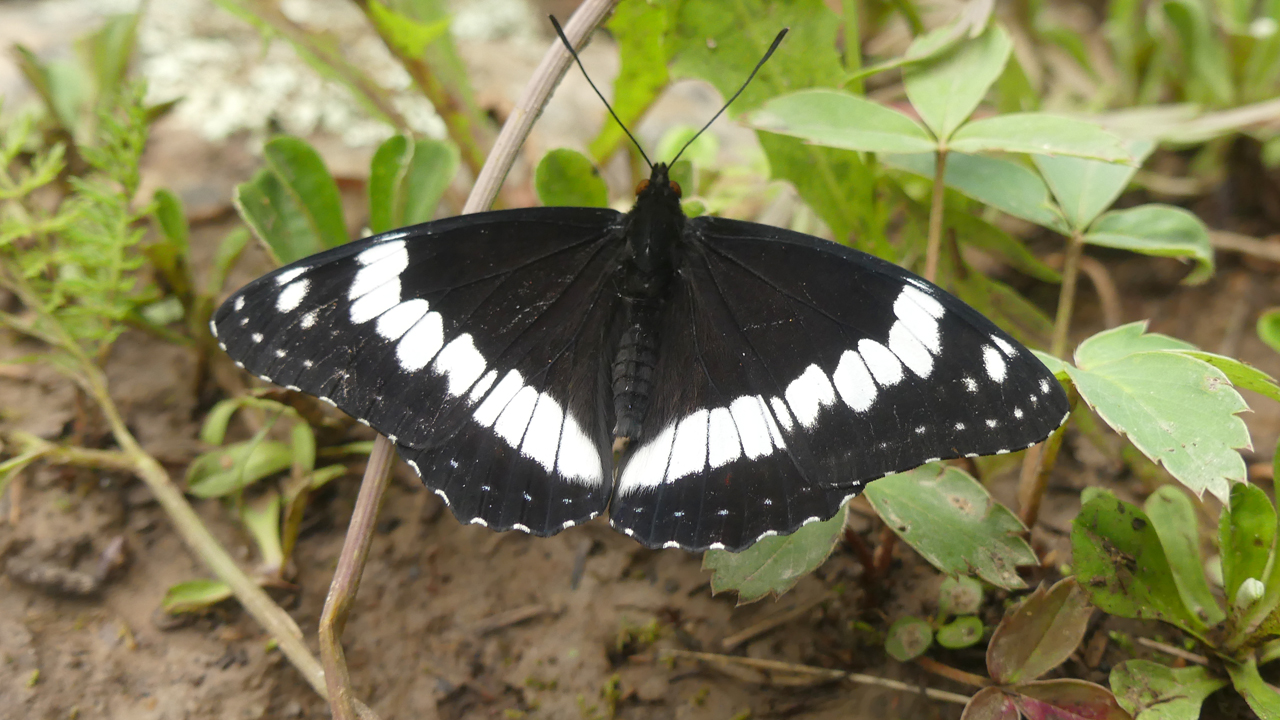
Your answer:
[610,216,1069,551]
[213,208,628,534]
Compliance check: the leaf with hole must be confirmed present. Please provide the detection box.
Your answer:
[885,616,934,661]
[937,616,985,649]
[864,464,1036,590]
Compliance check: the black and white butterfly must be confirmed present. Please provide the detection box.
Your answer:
[212,157,1068,551]
[212,25,1069,552]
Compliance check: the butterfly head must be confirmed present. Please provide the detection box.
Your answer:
[635,163,682,201]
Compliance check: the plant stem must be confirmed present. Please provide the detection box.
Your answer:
[1051,232,1086,358]
[924,149,948,283]
[841,0,863,94]
[315,3,622,718]
[915,656,992,688]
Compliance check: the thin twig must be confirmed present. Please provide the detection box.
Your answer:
[722,594,829,650]
[1210,230,1280,264]
[664,649,972,705]
[1076,256,1122,330]
[914,656,992,688]
[1136,637,1209,666]
[315,3,622,719]
[1051,233,1086,358]
[924,150,948,284]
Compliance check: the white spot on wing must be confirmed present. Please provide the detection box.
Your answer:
[666,409,710,481]
[832,350,876,412]
[467,369,498,404]
[520,393,565,472]
[889,321,933,377]
[275,267,306,285]
[355,240,407,267]
[859,339,903,386]
[983,345,1007,382]
[350,282,400,324]
[768,396,794,432]
[619,422,677,494]
[251,333,263,343]
[555,412,602,485]
[993,336,1017,356]
[396,311,444,370]
[300,311,318,329]
[784,364,836,428]
[375,299,429,341]
[433,334,486,396]
[473,370,524,427]
[707,407,742,469]
[494,386,538,446]
[234,296,245,312]
[729,395,775,459]
[902,285,944,318]
[893,288,941,353]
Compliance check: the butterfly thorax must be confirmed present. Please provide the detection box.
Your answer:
[611,163,687,440]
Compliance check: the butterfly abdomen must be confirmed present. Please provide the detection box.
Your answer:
[612,297,662,439]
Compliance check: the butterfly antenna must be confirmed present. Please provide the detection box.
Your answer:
[671,28,788,165]
[550,15,652,169]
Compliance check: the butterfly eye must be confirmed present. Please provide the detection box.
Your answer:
[669,181,682,197]
[635,179,649,195]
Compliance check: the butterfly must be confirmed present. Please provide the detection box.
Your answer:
[212,27,1069,553]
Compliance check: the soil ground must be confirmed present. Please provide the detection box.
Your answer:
[2,1,1279,719]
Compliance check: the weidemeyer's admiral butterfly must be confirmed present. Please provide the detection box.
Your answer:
[212,25,1069,553]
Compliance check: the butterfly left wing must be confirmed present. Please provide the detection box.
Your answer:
[610,216,1070,551]
[212,208,627,535]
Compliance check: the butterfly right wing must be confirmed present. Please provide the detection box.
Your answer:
[213,208,627,535]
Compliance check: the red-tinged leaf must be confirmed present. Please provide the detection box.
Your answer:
[1012,679,1132,720]
[987,577,1093,684]
[963,687,1020,720]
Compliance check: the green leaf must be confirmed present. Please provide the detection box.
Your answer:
[963,686,1020,720]
[986,578,1093,684]
[1161,0,1236,107]
[290,420,316,476]
[366,0,449,58]
[885,616,934,661]
[399,138,459,226]
[949,114,1132,162]
[1032,140,1155,231]
[936,616,984,649]
[241,490,284,573]
[1226,657,1280,720]
[200,397,246,445]
[939,575,984,616]
[152,188,190,251]
[863,464,1036,590]
[882,152,1068,233]
[746,89,936,153]
[903,24,1012,141]
[161,578,234,614]
[535,149,608,208]
[1066,324,1250,502]
[589,0,671,162]
[1110,660,1227,720]
[1071,493,1208,635]
[1219,483,1275,610]
[1259,308,1280,355]
[1170,351,1280,404]
[368,135,411,235]
[1085,205,1214,284]
[207,228,251,297]
[235,136,349,266]
[1032,350,1071,380]
[76,13,139,104]
[185,440,294,498]
[1144,485,1226,627]
[703,509,843,603]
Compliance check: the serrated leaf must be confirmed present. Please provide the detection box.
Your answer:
[885,616,934,661]
[1067,324,1249,503]
[1259,308,1280,355]
[950,114,1131,163]
[1032,350,1071,380]
[1072,493,1207,635]
[1084,206,1214,284]
[535,149,607,208]
[1220,483,1276,609]
[1225,657,1280,720]
[987,577,1093,684]
[882,152,1068,233]
[746,89,936,153]
[937,616,985,649]
[1110,660,1227,720]
[904,25,1012,141]
[186,440,293,498]
[1144,485,1226,627]
[864,464,1036,590]
[1032,140,1155,232]
[703,509,843,603]
[1171,350,1280,404]
[962,686,1020,720]
[162,578,233,614]
[1010,679,1132,720]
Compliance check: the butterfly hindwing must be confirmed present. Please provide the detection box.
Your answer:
[213,208,628,534]
[610,216,1070,551]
